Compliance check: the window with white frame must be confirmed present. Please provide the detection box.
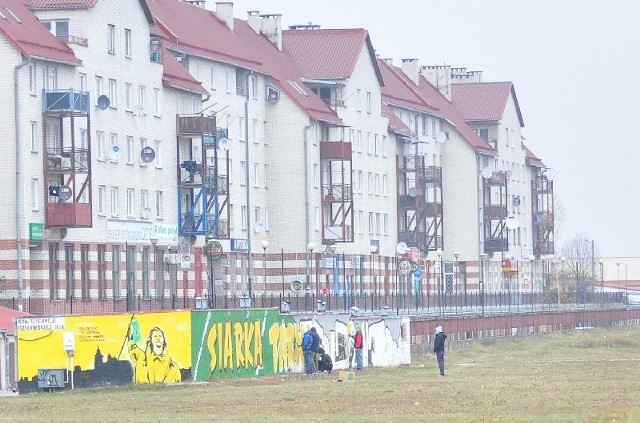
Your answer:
[110,133,118,162]
[155,190,163,218]
[126,188,135,217]
[374,134,380,156]
[367,172,372,194]
[97,131,105,161]
[110,187,119,216]
[154,139,162,167]
[79,73,86,91]
[141,190,149,218]
[253,162,260,186]
[264,208,270,232]
[356,88,361,112]
[30,121,37,152]
[251,74,258,99]
[375,213,381,235]
[383,213,389,235]
[238,117,245,141]
[95,76,104,101]
[138,86,146,111]
[139,138,147,166]
[263,163,268,189]
[357,130,362,153]
[98,185,106,215]
[31,178,39,211]
[229,204,234,230]
[252,119,258,143]
[357,170,362,194]
[126,136,134,164]
[124,29,132,58]
[368,212,374,235]
[228,159,233,185]
[225,68,231,93]
[107,24,116,54]
[240,161,246,185]
[367,132,372,155]
[374,174,380,195]
[29,64,36,95]
[125,83,132,111]
[108,79,117,108]
[349,128,354,143]
[241,205,247,230]
[382,135,388,157]
[366,91,371,114]
[357,210,363,234]
[209,65,215,90]
[153,88,160,116]
[382,174,388,196]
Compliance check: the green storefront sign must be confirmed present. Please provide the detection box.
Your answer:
[29,223,44,242]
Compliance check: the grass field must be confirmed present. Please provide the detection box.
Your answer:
[3,325,640,422]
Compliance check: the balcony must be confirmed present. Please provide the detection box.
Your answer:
[176,115,217,135]
[484,238,508,253]
[56,34,88,47]
[47,202,92,227]
[43,89,89,114]
[320,141,352,160]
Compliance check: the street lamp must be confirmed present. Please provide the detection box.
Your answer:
[616,261,621,306]
[528,255,535,311]
[307,242,315,295]
[558,256,566,310]
[599,259,604,308]
[261,240,268,295]
[370,244,378,299]
[453,252,459,306]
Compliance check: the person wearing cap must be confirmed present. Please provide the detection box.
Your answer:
[351,325,364,370]
[434,325,447,376]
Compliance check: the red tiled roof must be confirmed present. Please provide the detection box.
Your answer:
[0,0,80,65]
[523,143,544,167]
[451,82,524,127]
[162,49,207,95]
[0,306,30,333]
[381,102,412,138]
[26,0,98,9]
[378,59,435,113]
[283,28,383,85]
[146,0,340,124]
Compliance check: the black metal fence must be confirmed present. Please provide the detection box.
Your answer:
[0,290,628,317]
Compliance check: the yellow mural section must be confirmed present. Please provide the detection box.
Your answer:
[17,312,191,384]
[267,321,303,373]
[205,320,264,371]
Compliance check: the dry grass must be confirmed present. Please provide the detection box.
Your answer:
[3,326,640,422]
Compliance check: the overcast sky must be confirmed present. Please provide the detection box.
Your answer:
[229,0,640,258]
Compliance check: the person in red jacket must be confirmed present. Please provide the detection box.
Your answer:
[352,326,364,370]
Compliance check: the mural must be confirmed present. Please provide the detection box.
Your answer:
[15,310,410,393]
[16,312,191,393]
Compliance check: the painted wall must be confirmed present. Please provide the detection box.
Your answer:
[16,310,410,392]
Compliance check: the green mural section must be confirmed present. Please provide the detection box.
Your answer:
[191,309,299,380]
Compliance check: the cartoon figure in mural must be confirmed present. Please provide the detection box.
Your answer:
[128,321,182,383]
[351,325,364,370]
[433,325,447,377]
[317,347,333,373]
[302,327,315,375]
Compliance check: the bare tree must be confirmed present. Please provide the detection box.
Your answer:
[560,234,599,300]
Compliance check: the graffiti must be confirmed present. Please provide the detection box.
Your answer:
[37,369,64,388]
[206,320,263,371]
[128,324,182,383]
[267,322,303,373]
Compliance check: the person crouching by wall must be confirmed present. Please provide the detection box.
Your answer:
[317,347,333,373]
[434,325,447,377]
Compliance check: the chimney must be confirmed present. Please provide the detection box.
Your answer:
[260,14,282,51]
[184,0,206,7]
[421,65,452,100]
[247,10,260,33]
[215,2,234,31]
[401,58,419,86]
[382,58,393,66]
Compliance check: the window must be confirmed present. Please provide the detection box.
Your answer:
[238,117,245,141]
[97,131,105,161]
[367,172,372,195]
[153,88,160,116]
[127,188,135,217]
[357,171,363,194]
[81,244,90,299]
[109,133,118,162]
[28,64,36,95]
[124,29,132,57]
[125,83,132,111]
[382,135,388,157]
[138,86,146,111]
[357,131,362,153]
[95,76,104,101]
[356,88,361,112]
[98,185,106,215]
[368,212,374,235]
[357,211,364,234]
[139,138,147,166]
[253,162,260,186]
[108,79,117,108]
[30,121,37,152]
[374,134,379,156]
[375,213,380,235]
[264,208,270,231]
[65,244,74,300]
[367,133,373,155]
[240,161,246,186]
[79,73,86,91]
[374,174,380,195]
[155,191,163,218]
[97,245,106,299]
[108,24,116,54]
[152,139,162,168]
[209,65,215,90]
[241,205,247,230]
[112,245,120,298]
[141,189,149,218]
[264,164,268,189]
[110,187,119,216]
[225,68,231,93]
[382,175,388,196]
[366,91,371,114]
[251,74,258,98]
[383,214,389,235]
[252,119,259,143]
[349,129,355,144]
[126,136,134,164]
[49,243,60,300]
[30,178,39,211]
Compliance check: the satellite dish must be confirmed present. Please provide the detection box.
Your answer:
[505,215,519,230]
[395,242,408,255]
[505,169,512,178]
[59,185,72,201]
[109,145,120,161]
[217,137,230,151]
[513,197,521,207]
[97,95,110,110]
[481,167,493,179]
[407,187,418,198]
[254,222,263,233]
[141,207,151,219]
[140,146,156,163]
[436,131,447,143]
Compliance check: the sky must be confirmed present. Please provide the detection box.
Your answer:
[228,0,640,258]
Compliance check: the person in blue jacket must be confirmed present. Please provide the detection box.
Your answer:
[434,325,447,376]
[309,327,321,372]
[302,327,315,375]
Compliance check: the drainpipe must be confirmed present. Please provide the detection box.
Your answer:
[14,58,31,312]
[303,121,318,286]
[476,153,484,275]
